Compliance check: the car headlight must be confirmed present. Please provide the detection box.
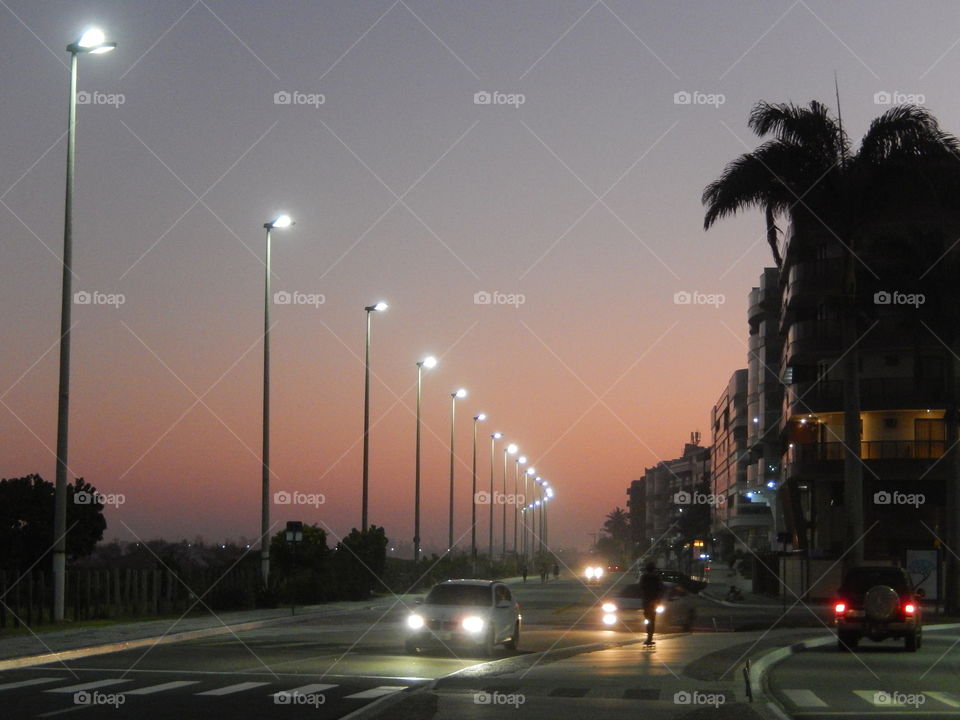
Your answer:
[595,567,604,578]
[602,613,617,626]
[602,602,617,613]
[585,567,595,579]
[655,604,664,614]
[407,613,425,630]
[461,616,485,633]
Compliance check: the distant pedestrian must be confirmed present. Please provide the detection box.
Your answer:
[552,563,559,580]
[540,565,547,583]
[522,565,528,583]
[640,562,664,646]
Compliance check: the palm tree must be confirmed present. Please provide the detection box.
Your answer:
[703,102,960,593]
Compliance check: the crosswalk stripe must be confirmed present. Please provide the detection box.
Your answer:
[853,690,928,707]
[0,678,61,691]
[196,682,270,696]
[46,679,131,694]
[924,692,960,708]
[782,689,828,707]
[272,684,337,698]
[126,681,201,695]
[344,685,406,700]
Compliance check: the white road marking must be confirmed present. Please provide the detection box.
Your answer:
[196,681,270,696]
[344,685,406,699]
[0,677,60,691]
[926,692,960,708]
[272,683,337,698]
[45,679,132,693]
[783,689,828,707]
[126,680,201,695]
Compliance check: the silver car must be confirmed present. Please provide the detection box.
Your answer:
[404,579,522,656]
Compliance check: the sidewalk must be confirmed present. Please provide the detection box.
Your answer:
[0,596,415,669]
[701,580,786,609]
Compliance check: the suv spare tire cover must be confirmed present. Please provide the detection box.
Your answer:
[864,585,898,621]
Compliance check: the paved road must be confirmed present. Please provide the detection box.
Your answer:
[767,626,960,719]
[0,574,860,719]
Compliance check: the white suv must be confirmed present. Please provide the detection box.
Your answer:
[404,579,521,656]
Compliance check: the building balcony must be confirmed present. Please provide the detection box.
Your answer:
[782,258,844,313]
[786,377,946,415]
[784,440,948,481]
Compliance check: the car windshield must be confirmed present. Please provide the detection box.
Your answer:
[841,569,909,595]
[425,584,491,606]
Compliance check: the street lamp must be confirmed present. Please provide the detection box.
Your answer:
[448,388,467,552]
[260,214,293,585]
[523,467,535,564]
[471,413,486,571]
[361,301,388,531]
[414,356,437,561]
[503,443,517,558]
[53,27,116,622]
[513,456,526,558]
[488,432,502,563]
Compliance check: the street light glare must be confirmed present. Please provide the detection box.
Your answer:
[78,27,106,47]
[476,413,486,421]
[518,456,527,464]
[454,388,467,399]
[492,432,502,439]
[421,356,437,369]
[507,443,518,454]
[527,467,536,475]
[269,214,292,228]
[373,301,388,312]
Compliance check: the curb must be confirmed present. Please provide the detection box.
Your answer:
[0,602,397,671]
[746,622,960,719]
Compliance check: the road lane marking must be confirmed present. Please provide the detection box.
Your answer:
[45,679,132,693]
[126,681,201,695]
[196,681,270,696]
[272,683,337,698]
[926,692,960,708]
[783,689,828,707]
[344,685,406,699]
[0,677,60,691]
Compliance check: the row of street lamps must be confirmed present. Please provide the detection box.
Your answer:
[52,26,557,617]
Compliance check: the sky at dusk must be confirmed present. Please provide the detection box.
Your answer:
[3,1,960,554]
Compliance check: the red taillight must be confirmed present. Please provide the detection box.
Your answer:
[834,602,846,614]
[904,603,916,614]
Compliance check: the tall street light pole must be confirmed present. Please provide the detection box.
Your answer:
[470,413,485,572]
[261,214,292,586]
[361,301,388,531]
[448,388,467,552]
[503,444,517,558]
[54,27,117,622]
[414,356,437,561]
[488,432,502,564]
[524,467,535,565]
[513,456,526,559]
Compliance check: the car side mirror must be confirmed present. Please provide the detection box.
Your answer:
[916,587,926,598]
